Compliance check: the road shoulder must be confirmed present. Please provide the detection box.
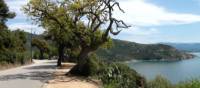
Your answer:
[43,63,101,88]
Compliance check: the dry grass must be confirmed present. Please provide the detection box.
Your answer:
[0,64,22,71]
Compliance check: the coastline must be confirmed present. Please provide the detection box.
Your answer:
[125,53,197,63]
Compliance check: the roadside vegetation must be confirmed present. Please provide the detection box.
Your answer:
[0,0,31,69]
[147,75,200,88]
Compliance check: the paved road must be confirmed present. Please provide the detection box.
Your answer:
[0,60,57,88]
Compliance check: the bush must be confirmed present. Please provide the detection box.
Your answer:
[33,51,40,59]
[0,50,31,65]
[98,63,145,88]
[43,53,49,59]
[175,79,200,88]
[33,51,49,59]
[70,54,145,88]
[147,75,173,88]
[69,54,104,76]
[0,30,31,65]
[146,76,200,88]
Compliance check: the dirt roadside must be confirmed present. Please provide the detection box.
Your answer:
[42,63,101,88]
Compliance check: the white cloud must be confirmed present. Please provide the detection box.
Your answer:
[9,23,45,34]
[112,27,160,43]
[121,27,159,36]
[6,0,29,19]
[115,0,200,26]
[6,0,45,34]
[111,0,200,43]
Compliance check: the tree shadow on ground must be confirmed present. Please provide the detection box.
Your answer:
[25,64,57,70]
[0,71,54,82]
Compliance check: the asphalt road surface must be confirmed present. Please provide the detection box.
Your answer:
[0,60,57,88]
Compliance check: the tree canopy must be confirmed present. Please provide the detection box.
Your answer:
[0,0,15,29]
[23,0,129,75]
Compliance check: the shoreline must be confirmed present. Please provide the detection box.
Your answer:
[122,52,197,63]
[125,55,197,63]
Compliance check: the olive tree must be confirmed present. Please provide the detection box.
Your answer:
[23,0,129,75]
[65,0,130,75]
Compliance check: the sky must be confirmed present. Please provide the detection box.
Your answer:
[5,0,200,44]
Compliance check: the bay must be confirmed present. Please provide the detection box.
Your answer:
[127,52,200,83]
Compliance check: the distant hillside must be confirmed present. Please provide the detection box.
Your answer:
[96,39,194,61]
[25,32,195,61]
[163,43,200,52]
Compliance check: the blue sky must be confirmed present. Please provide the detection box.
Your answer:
[5,0,200,44]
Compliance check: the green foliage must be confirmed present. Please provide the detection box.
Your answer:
[0,0,32,67]
[23,0,128,68]
[69,54,145,88]
[147,75,173,88]
[98,63,145,88]
[69,53,102,76]
[48,45,58,58]
[0,50,31,65]
[33,51,40,59]
[146,76,200,88]
[32,38,49,52]
[31,38,49,59]
[23,0,75,46]
[0,0,15,29]
[175,79,200,88]
[0,29,31,65]
[0,0,30,65]
[33,51,48,59]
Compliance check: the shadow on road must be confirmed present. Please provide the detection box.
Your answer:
[0,71,54,82]
[25,65,57,70]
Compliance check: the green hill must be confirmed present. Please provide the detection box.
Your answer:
[96,39,194,61]
[25,33,194,61]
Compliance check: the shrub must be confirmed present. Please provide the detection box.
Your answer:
[69,54,145,88]
[69,54,104,76]
[147,75,173,88]
[33,51,40,59]
[0,50,31,65]
[175,79,200,88]
[43,53,49,59]
[98,63,145,88]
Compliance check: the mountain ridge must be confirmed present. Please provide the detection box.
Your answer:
[96,39,195,61]
[161,43,200,52]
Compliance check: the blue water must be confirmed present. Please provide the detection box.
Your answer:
[127,52,200,83]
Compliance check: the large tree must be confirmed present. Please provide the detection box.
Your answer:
[23,0,76,66]
[65,0,130,75]
[23,0,129,75]
[0,0,15,29]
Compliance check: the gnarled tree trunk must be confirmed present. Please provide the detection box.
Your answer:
[57,44,64,67]
[77,48,90,66]
[69,47,95,76]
